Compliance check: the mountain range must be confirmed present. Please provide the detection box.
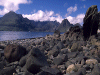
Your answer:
[0,11,82,32]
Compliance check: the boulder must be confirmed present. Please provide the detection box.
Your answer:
[67,52,78,58]
[0,66,16,75]
[86,59,98,65]
[66,64,77,73]
[4,44,26,62]
[83,5,99,40]
[92,65,100,75]
[53,57,63,65]
[26,48,48,74]
[40,66,62,75]
[19,55,27,67]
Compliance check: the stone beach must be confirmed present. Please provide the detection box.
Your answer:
[0,5,100,75]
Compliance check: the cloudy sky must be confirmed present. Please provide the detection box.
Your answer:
[0,0,100,25]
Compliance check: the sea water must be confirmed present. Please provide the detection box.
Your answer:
[0,31,55,41]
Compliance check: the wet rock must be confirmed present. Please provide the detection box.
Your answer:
[83,5,99,40]
[26,48,48,74]
[4,44,26,62]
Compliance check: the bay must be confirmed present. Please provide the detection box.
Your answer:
[0,31,55,41]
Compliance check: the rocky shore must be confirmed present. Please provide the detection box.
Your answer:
[0,5,100,75]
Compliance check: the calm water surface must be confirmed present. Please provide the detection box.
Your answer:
[0,31,55,41]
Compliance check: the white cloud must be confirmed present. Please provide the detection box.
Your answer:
[0,0,32,15]
[65,4,77,17]
[23,10,63,23]
[66,13,85,24]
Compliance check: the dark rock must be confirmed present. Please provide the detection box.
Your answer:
[26,48,48,74]
[83,65,90,70]
[6,61,19,68]
[70,71,83,75]
[67,26,83,41]
[19,55,27,67]
[48,49,59,57]
[71,42,83,52]
[0,45,5,49]
[40,66,62,75]
[56,42,65,50]
[57,53,68,62]
[70,68,86,75]
[75,54,85,64]
[81,59,85,65]
[78,68,86,75]
[24,71,33,75]
[69,26,81,32]
[83,5,99,40]
[67,52,78,58]
[65,61,72,68]
[92,64,100,75]
[0,66,16,75]
[53,57,63,65]
[4,44,26,62]
[61,48,68,54]
[54,30,60,37]
[0,62,5,70]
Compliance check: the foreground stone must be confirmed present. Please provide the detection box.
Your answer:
[4,44,26,62]
[86,59,98,65]
[66,64,77,73]
[26,48,49,74]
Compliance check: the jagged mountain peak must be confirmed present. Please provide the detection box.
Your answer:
[57,19,74,32]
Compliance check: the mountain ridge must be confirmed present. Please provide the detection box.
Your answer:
[0,11,80,32]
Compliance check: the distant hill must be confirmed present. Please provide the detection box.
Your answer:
[0,11,60,31]
[32,20,60,32]
[57,19,74,32]
[0,11,34,31]
[0,11,79,32]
